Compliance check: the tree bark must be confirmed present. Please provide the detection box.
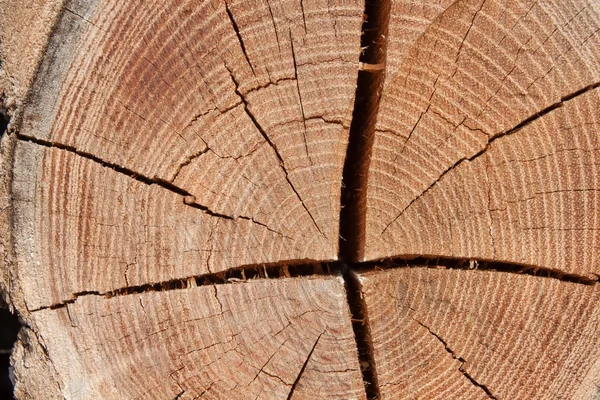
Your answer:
[2,0,600,399]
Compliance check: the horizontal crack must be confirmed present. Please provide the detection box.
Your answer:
[355,255,599,285]
[16,134,288,237]
[30,260,340,312]
[28,250,595,313]
[29,253,596,312]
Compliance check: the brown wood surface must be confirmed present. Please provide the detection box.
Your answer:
[1,0,600,399]
[366,0,600,274]
[29,277,363,399]
[358,267,600,399]
[370,87,600,278]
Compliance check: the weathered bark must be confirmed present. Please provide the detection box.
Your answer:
[2,0,600,399]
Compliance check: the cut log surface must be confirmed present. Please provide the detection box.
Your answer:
[358,267,600,399]
[19,0,364,275]
[28,277,364,399]
[14,142,338,309]
[367,0,600,275]
[12,0,364,308]
[370,87,600,278]
[2,0,600,399]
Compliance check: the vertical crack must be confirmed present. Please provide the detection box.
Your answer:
[225,1,256,76]
[289,33,312,164]
[299,0,308,35]
[339,0,390,262]
[266,0,282,53]
[342,268,380,400]
[338,0,391,397]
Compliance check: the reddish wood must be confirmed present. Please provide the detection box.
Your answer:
[2,1,600,399]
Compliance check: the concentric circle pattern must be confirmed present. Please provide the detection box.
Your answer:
[6,0,600,398]
[16,0,364,306]
[367,0,600,276]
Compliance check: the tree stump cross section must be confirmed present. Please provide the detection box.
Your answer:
[4,0,600,399]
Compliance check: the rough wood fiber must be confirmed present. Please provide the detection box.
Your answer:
[3,0,600,398]
[10,0,365,309]
[19,0,364,260]
[13,142,336,310]
[0,133,14,306]
[10,325,64,400]
[0,0,63,310]
[359,267,600,399]
[0,0,63,109]
[32,277,364,399]
[373,87,600,279]
[366,0,600,271]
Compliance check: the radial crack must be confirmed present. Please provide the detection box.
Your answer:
[343,268,381,400]
[400,105,429,155]
[171,145,211,182]
[238,216,293,240]
[412,317,497,399]
[487,81,600,144]
[338,0,391,262]
[455,1,486,63]
[29,260,341,312]
[299,0,308,35]
[265,0,282,53]
[290,33,312,164]
[382,81,600,236]
[223,64,326,239]
[16,134,287,236]
[225,2,255,76]
[381,155,467,235]
[251,339,289,386]
[355,255,598,285]
[286,330,324,399]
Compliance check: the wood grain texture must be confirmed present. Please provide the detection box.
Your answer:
[4,0,600,398]
[10,325,64,400]
[0,0,63,108]
[371,87,600,279]
[366,0,600,271]
[29,276,364,399]
[0,134,14,307]
[358,267,600,399]
[11,0,366,309]
[13,142,332,310]
[383,0,455,83]
[19,0,364,259]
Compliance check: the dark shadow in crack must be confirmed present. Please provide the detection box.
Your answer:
[354,254,598,285]
[0,102,9,138]
[0,308,20,400]
[339,0,391,263]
